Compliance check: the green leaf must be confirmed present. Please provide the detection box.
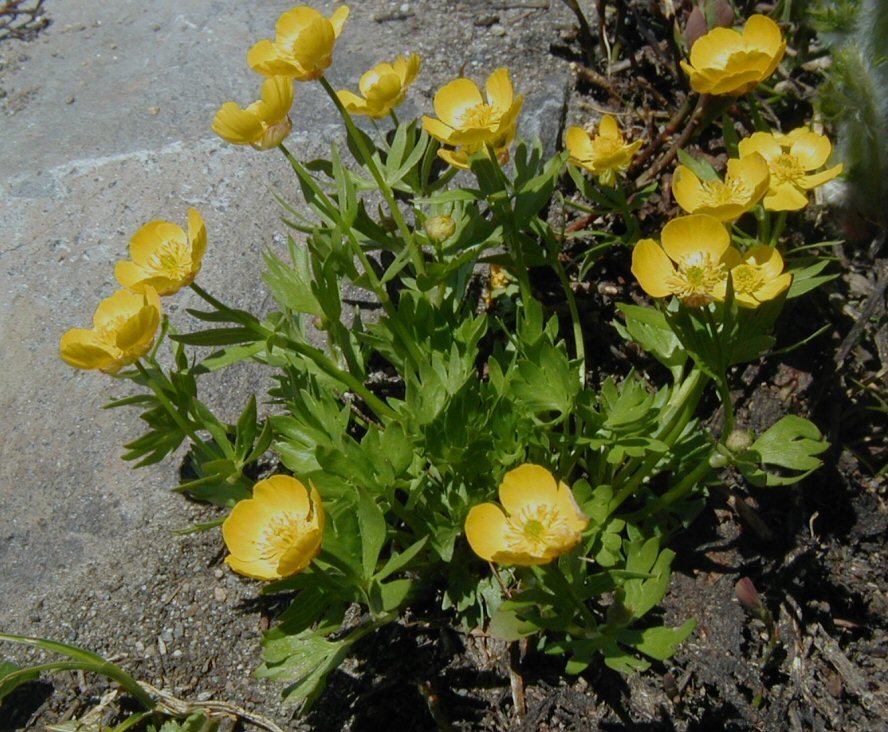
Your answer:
[375,536,428,581]
[615,304,687,369]
[356,488,387,580]
[257,627,354,712]
[487,605,538,641]
[676,149,720,180]
[629,619,697,661]
[0,633,154,710]
[739,415,829,486]
[171,327,259,347]
[0,660,39,703]
[263,245,323,315]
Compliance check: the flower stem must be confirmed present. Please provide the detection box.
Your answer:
[277,142,426,370]
[318,75,426,276]
[134,360,214,458]
[617,456,714,522]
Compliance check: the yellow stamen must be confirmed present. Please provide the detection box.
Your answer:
[731,263,764,294]
[504,504,570,554]
[771,153,804,185]
[665,252,727,304]
[147,241,193,282]
[461,103,498,129]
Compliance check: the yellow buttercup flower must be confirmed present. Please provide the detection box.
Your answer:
[115,209,207,296]
[247,5,349,81]
[337,54,420,118]
[565,115,643,187]
[672,153,770,221]
[212,76,294,150]
[422,68,523,169]
[680,14,786,96]
[222,475,325,581]
[738,128,843,211]
[727,245,792,308]
[59,288,162,374]
[464,464,588,566]
[631,214,737,306]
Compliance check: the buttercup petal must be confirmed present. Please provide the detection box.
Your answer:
[499,464,559,514]
[789,130,831,170]
[59,330,115,371]
[799,163,843,189]
[464,503,510,562]
[660,214,730,262]
[247,39,296,77]
[671,165,704,213]
[187,208,207,267]
[434,78,483,128]
[275,7,321,44]
[422,115,457,144]
[739,132,781,163]
[555,482,589,534]
[253,475,312,518]
[224,554,280,581]
[631,239,675,298]
[764,182,809,210]
[743,14,784,56]
[565,126,593,163]
[744,245,784,279]
[485,68,514,112]
[222,499,280,560]
[329,6,350,36]
[754,271,792,302]
[598,114,620,139]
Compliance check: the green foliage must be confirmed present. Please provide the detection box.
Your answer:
[83,16,839,715]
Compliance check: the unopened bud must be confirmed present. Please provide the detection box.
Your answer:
[252,117,293,151]
[735,577,764,614]
[725,429,754,453]
[685,6,708,48]
[709,452,729,469]
[424,215,455,242]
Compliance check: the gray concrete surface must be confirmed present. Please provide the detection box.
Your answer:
[0,0,574,705]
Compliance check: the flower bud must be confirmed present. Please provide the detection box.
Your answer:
[725,429,754,453]
[709,452,730,469]
[735,577,764,615]
[424,215,455,242]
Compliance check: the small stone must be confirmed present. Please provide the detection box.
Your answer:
[399,3,410,12]
[214,587,227,602]
[66,97,75,105]
[197,691,214,702]
[147,106,160,116]
[491,24,506,37]
[213,568,224,579]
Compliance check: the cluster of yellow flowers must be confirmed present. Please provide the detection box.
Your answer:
[61,6,845,583]
[59,209,206,373]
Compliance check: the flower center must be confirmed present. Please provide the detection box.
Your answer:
[701,178,749,206]
[504,504,569,555]
[591,135,624,163]
[96,315,129,353]
[460,103,498,130]
[255,512,308,563]
[666,252,726,305]
[147,240,193,282]
[730,263,764,294]
[771,153,804,185]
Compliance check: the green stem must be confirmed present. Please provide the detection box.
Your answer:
[277,142,426,370]
[540,564,597,631]
[318,75,426,276]
[134,360,214,458]
[754,205,771,244]
[191,279,398,421]
[267,333,398,421]
[618,456,714,522]
[551,252,586,386]
[769,211,787,247]
[608,367,708,513]
[701,306,734,436]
